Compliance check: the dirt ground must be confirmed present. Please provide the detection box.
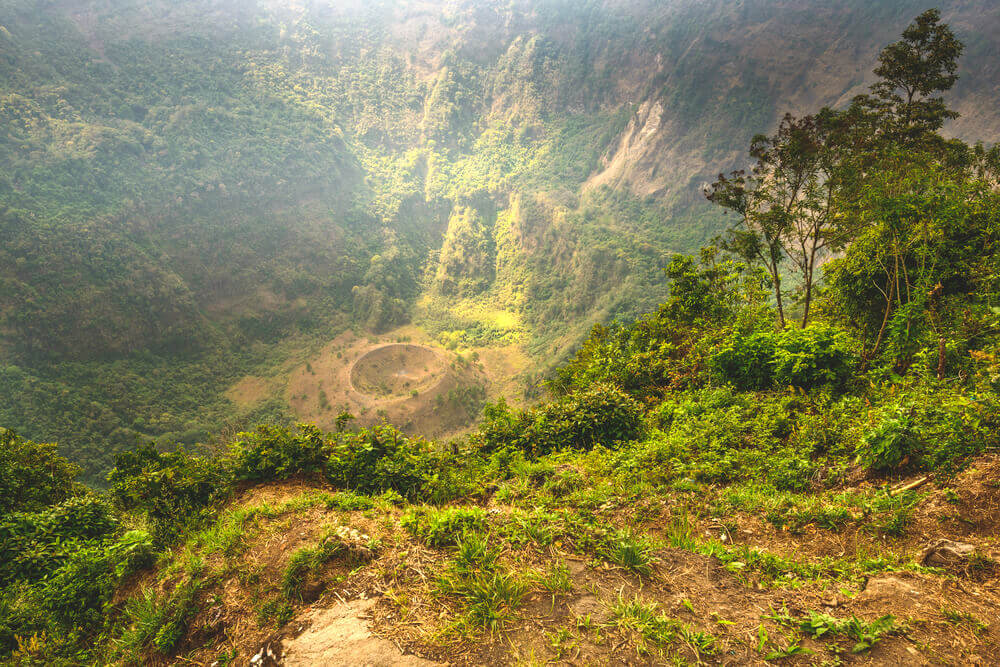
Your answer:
[158,461,1000,666]
[227,325,531,439]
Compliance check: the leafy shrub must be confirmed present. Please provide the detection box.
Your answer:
[229,423,329,482]
[856,409,917,473]
[401,506,487,546]
[108,443,228,542]
[477,384,643,457]
[326,425,431,496]
[711,324,855,390]
[0,428,80,514]
[618,388,833,491]
[45,494,119,540]
[918,391,1000,472]
[710,332,777,390]
[772,325,855,389]
[1,494,119,585]
[326,424,469,501]
[33,530,154,630]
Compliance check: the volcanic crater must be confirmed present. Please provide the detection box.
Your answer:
[348,343,447,397]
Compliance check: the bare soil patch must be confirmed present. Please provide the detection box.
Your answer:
[285,329,493,439]
[350,344,447,397]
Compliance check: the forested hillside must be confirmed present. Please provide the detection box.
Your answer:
[2,0,1000,483]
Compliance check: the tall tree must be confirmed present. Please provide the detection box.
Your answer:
[852,8,964,147]
[709,10,966,330]
[706,166,789,327]
[706,113,845,327]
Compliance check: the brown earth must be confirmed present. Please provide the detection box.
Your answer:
[349,344,448,398]
[285,331,486,439]
[227,325,529,440]
[144,458,1000,666]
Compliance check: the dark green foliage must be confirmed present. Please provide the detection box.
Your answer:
[709,332,778,390]
[772,325,856,389]
[0,495,117,585]
[550,247,770,399]
[228,423,329,482]
[855,389,1000,475]
[856,408,916,473]
[661,252,748,324]
[326,424,469,501]
[0,528,154,660]
[855,8,964,145]
[115,577,206,660]
[822,155,1000,373]
[711,324,856,390]
[107,443,228,542]
[0,428,80,514]
[33,533,154,629]
[477,384,643,457]
[0,434,153,661]
[622,388,831,491]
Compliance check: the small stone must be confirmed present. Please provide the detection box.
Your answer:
[919,538,978,567]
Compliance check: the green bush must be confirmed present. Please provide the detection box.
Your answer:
[711,324,855,390]
[229,423,329,482]
[709,331,777,390]
[477,384,644,457]
[772,325,856,389]
[326,425,430,497]
[35,531,154,629]
[1,495,119,586]
[0,528,155,660]
[326,424,471,502]
[0,428,80,514]
[108,443,228,542]
[856,409,917,473]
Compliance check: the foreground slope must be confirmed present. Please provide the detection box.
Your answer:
[116,463,1000,666]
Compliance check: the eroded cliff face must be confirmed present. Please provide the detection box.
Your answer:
[583,0,1000,209]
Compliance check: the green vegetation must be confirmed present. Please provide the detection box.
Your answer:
[1,6,999,666]
[612,596,717,659]
[768,608,902,654]
[9,0,995,486]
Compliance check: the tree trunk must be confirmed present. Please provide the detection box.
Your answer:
[772,265,786,328]
[801,253,816,328]
[866,274,896,368]
[937,337,946,380]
